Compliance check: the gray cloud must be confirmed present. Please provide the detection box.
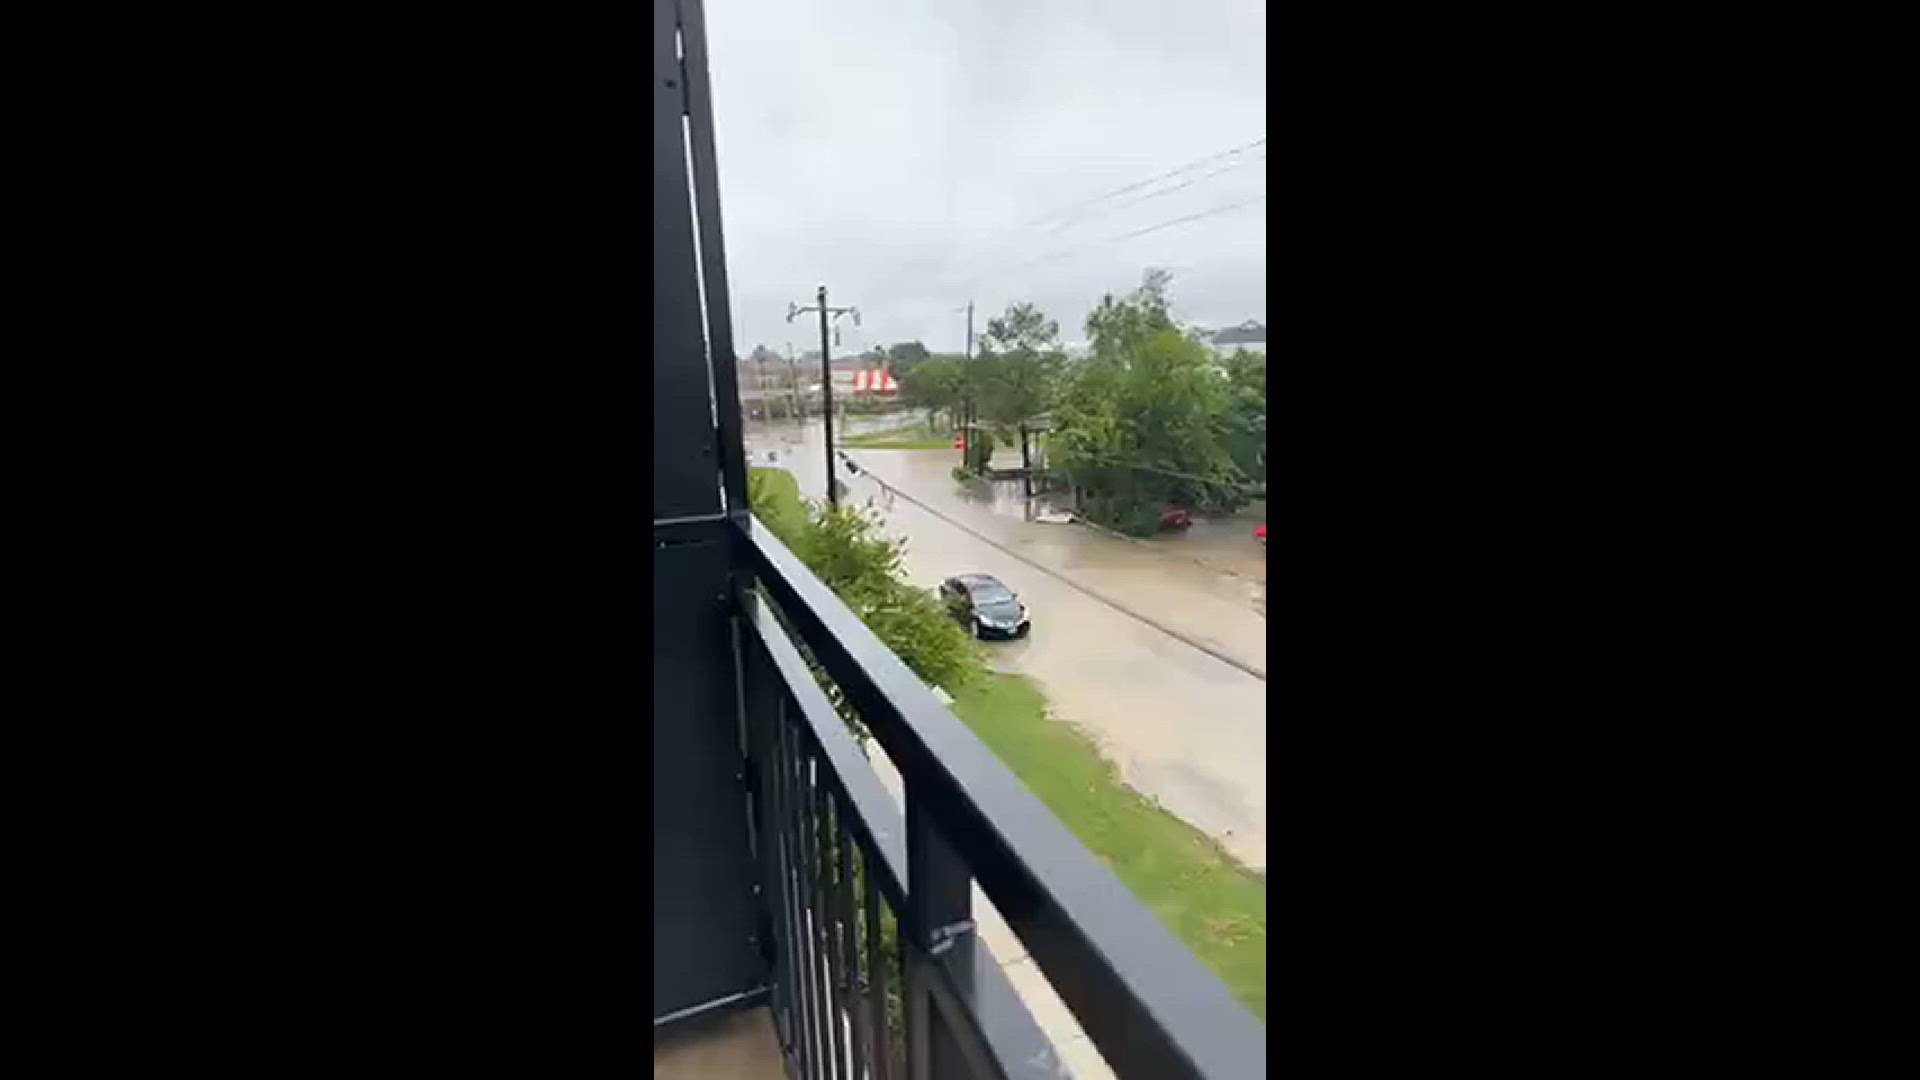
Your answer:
[705,0,1265,355]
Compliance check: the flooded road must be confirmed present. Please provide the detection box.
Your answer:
[746,419,1268,872]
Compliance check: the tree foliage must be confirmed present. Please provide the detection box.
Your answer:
[974,302,1066,448]
[963,425,995,472]
[748,470,985,725]
[1219,348,1266,486]
[899,354,965,428]
[887,340,930,364]
[1051,269,1252,532]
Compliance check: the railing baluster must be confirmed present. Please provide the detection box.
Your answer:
[801,749,831,1079]
[862,850,892,1080]
[894,917,910,1080]
[746,642,790,1052]
[815,761,847,1080]
[771,695,803,1065]
[784,715,822,1079]
[808,751,834,1079]
[834,798,868,1080]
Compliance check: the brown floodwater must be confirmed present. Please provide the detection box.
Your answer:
[746,419,1268,872]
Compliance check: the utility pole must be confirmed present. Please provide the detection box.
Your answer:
[784,342,802,422]
[753,349,771,422]
[957,301,974,467]
[788,286,859,507]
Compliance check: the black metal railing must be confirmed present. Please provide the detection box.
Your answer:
[740,574,911,1079]
[731,514,1264,1080]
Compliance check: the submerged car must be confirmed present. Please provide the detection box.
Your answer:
[1159,504,1193,531]
[940,573,1030,639]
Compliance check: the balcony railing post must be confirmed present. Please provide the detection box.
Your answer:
[906,791,974,1080]
[739,620,793,1057]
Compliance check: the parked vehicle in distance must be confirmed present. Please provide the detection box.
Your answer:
[1159,504,1193,531]
[940,573,1030,639]
[1255,523,1266,544]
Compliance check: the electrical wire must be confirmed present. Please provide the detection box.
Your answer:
[1103,193,1267,244]
[949,137,1268,290]
[1041,149,1266,237]
[1020,137,1266,232]
[1003,193,1268,275]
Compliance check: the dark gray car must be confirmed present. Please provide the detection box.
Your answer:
[939,573,1030,640]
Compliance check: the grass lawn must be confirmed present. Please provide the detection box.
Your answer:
[840,418,952,449]
[749,464,1265,1020]
[839,434,954,449]
[949,674,1267,1020]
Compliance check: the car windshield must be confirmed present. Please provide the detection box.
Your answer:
[972,585,1014,604]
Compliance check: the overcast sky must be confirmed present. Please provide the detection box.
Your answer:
[704,0,1266,357]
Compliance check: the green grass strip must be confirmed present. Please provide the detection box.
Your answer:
[948,673,1266,1020]
[839,435,954,449]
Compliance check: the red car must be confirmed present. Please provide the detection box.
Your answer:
[1254,523,1266,545]
[1159,505,1192,531]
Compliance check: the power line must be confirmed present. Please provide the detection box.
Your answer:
[1041,149,1266,237]
[1103,193,1268,243]
[951,137,1268,291]
[1022,137,1266,232]
[1003,193,1268,276]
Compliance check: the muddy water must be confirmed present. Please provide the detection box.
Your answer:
[846,449,1268,668]
[746,420,1268,873]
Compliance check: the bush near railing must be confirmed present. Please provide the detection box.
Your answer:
[749,466,983,749]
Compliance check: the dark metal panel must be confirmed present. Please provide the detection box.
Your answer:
[654,0,720,522]
[653,537,764,1019]
[676,0,749,521]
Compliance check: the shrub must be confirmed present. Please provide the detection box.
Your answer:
[964,427,995,472]
[1084,492,1162,537]
[748,469,985,745]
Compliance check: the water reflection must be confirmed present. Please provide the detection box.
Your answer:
[950,472,1063,524]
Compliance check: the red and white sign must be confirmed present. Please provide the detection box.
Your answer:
[854,367,898,393]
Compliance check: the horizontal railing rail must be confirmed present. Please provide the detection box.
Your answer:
[734,513,1264,1080]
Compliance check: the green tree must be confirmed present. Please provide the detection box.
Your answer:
[1052,269,1246,532]
[899,354,965,430]
[887,340,930,364]
[974,302,1066,480]
[748,471,984,727]
[1219,348,1266,488]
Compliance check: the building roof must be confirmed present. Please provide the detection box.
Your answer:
[1210,320,1267,345]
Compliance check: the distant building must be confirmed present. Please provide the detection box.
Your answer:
[1209,320,1266,354]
